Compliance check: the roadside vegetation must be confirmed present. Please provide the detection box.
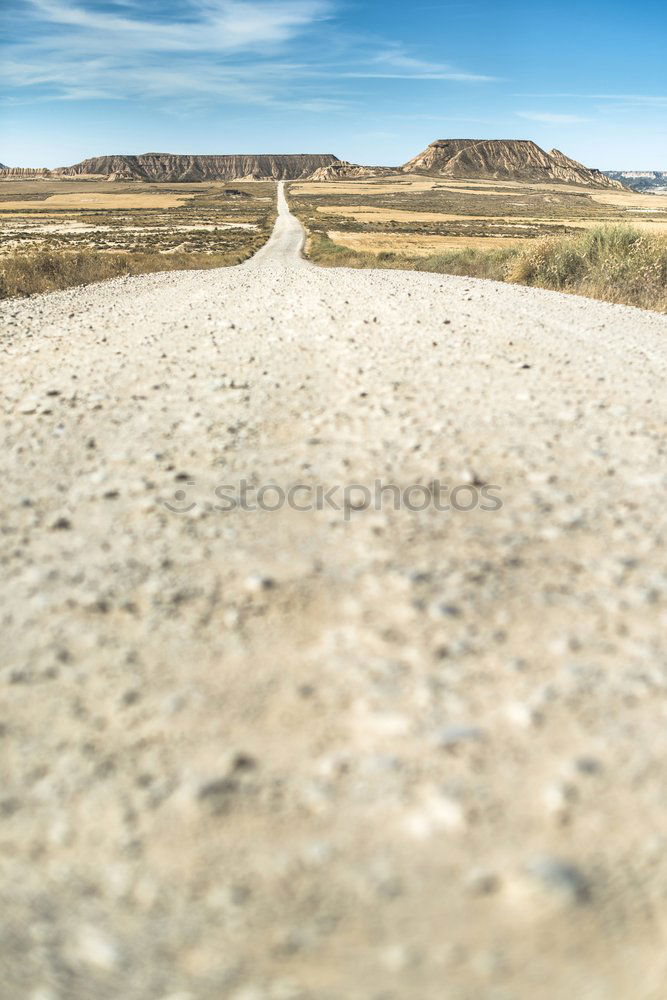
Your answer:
[0,240,268,299]
[305,226,667,313]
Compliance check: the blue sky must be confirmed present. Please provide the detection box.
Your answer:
[2,0,666,168]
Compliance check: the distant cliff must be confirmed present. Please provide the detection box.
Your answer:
[401,140,623,188]
[1,142,633,188]
[0,166,50,177]
[603,170,667,193]
[55,152,340,181]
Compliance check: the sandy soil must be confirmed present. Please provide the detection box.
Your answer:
[1,183,667,1000]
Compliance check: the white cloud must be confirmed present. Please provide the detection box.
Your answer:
[343,44,497,81]
[514,93,667,108]
[27,0,333,52]
[516,111,591,124]
[1,0,496,111]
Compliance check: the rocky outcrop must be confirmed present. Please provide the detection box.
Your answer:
[55,153,340,181]
[309,161,397,181]
[547,148,620,187]
[0,166,50,177]
[401,139,624,188]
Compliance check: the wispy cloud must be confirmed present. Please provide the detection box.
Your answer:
[0,0,496,109]
[27,0,333,52]
[514,93,667,108]
[342,45,498,82]
[516,111,591,124]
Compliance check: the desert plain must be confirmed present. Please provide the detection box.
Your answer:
[2,171,666,263]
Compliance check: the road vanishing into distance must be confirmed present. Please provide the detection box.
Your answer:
[2,182,667,998]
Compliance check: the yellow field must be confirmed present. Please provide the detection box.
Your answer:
[326,231,541,254]
[316,203,667,235]
[317,205,497,223]
[293,174,667,199]
[292,177,440,196]
[0,191,194,210]
[591,190,667,210]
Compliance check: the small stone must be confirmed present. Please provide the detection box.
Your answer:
[244,574,275,593]
[574,755,602,775]
[543,781,578,820]
[198,777,238,813]
[465,868,500,895]
[526,856,590,904]
[504,701,542,728]
[435,725,485,750]
[50,516,72,531]
[404,789,466,838]
[197,752,256,814]
[68,925,118,970]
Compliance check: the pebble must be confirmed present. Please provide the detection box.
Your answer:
[465,868,500,895]
[404,789,466,838]
[504,701,543,728]
[525,856,591,905]
[543,780,578,821]
[67,925,118,970]
[435,724,485,749]
[244,574,276,593]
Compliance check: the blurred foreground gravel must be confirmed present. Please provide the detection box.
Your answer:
[1,184,667,999]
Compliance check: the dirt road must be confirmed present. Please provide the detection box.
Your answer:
[1,183,667,999]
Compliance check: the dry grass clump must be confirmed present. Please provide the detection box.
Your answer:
[307,232,523,279]
[0,244,261,299]
[505,226,667,312]
[306,226,667,313]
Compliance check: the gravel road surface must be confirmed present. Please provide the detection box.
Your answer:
[2,183,667,999]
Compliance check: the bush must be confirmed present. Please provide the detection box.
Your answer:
[506,226,667,311]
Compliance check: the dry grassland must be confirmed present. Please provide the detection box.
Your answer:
[327,231,540,254]
[291,176,666,312]
[0,192,195,210]
[591,190,667,210]
[316,203,667,236]
[0,178,276,296]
